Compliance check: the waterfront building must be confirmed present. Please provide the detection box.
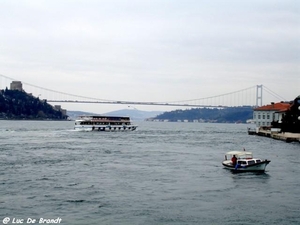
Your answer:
[253,102,290,127]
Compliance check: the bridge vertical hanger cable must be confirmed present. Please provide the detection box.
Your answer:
[0,74,287,108]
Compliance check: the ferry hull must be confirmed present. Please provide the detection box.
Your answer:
[74,125,137,132]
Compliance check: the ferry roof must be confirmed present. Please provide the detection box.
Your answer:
[75,115,132,122]
[78,115,130,118]
[77,115,130,119]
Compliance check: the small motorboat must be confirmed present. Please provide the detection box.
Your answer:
[222,150,271,172]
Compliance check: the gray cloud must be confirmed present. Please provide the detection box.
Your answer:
[0,0,299,112]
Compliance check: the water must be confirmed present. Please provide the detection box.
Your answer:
[1,121,299,225]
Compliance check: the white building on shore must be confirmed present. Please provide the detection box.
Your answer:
[253,102,291,127]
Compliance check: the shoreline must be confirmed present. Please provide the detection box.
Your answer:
[248,128,300,143]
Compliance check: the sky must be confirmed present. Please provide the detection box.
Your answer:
[0,0,299,113]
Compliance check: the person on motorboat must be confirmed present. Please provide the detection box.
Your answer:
[231,155,237,166]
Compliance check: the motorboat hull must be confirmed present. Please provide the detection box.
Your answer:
[222,160,270,172]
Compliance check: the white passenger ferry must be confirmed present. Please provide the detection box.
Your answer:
[74,115,138,131]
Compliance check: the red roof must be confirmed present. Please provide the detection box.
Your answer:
[254,102,290,111]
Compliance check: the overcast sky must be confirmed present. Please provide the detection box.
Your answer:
[0,0,299,113]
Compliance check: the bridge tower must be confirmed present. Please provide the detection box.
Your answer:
[256,85,263,107]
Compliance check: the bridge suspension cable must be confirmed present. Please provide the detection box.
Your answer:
[0,73,288,108]
[168,86,257,103]
[0,73,118,102]
[263,85,287,101]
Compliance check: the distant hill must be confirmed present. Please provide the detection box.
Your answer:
[67,109,162,121]
[150,107,254,123]
[103,109,163,121]
[66,111,96,120]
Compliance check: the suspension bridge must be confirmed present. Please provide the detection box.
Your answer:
[0,74,287,109]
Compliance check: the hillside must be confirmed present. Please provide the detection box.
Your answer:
[150,107,253,123]
[0,88,67,120]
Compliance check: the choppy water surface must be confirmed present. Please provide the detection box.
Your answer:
[1,121,299,225]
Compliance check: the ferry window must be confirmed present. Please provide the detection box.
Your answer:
[238,161,246,165]
[248,160,255,165]
[256,160,261,163]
